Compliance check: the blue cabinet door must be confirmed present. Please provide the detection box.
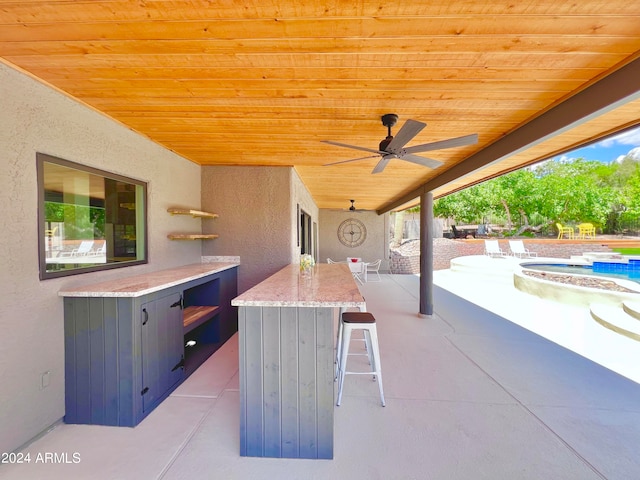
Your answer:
[141,292,184,412]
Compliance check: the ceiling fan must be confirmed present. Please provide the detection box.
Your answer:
[330,199,365,212]
[346,199,362,212]
[322,114,478,174]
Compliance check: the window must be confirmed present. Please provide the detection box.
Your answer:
[37,153,147,279]
[300,209,312,256]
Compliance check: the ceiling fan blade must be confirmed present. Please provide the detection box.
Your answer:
[399,154,444,169]
[372,156,393,174]
[321,140,382,155]
[403,133,478,154]
[323,154,380,167]
[385,119,426,152]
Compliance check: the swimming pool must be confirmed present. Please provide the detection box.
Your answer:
[524,259,640,284]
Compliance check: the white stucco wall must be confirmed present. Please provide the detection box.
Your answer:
[0,62,203,453]
[319,209,389,270]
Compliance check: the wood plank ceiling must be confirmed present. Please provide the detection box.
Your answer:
[1,1,639,212]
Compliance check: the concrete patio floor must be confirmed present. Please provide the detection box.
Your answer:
[3,271,640,480]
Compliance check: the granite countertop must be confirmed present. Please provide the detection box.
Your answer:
[58,262,238,298]
[232,263,365,308]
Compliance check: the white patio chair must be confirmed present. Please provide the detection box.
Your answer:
[508,240,537,258]
[366,259,382,282]
[87,242,107,257]
[347,259,365,284]
[60,240,94,257]
[484,240,506,257]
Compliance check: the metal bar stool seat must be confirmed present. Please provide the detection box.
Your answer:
[335,306,368,382]
[336,311,385,407]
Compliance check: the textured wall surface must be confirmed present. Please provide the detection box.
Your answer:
[318,209,389,269]
[201,165,313,294]
[0,63,202,454]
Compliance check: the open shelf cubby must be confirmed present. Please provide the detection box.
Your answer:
[183,319,223,377]
[182,277,222,376]
[183,305,220,334]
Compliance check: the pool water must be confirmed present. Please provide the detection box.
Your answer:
[524,259,640,284]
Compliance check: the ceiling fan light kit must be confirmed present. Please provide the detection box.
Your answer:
[322,114,478,174]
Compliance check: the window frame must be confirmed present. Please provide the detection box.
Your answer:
[37,153,148,280]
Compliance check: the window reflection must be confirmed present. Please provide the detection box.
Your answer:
[38,153,147,279]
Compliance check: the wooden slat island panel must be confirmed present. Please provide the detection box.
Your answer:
[232,264,365,459]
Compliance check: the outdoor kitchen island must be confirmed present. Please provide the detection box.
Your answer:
[232,263,365,459]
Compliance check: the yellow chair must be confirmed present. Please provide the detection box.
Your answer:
[556,223,574,239]
[578,223,596,239]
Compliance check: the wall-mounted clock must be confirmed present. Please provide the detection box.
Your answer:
[337,218,367,248]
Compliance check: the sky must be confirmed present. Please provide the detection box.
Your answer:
[554,125,640,164]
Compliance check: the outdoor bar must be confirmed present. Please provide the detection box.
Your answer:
[232,263,365,459]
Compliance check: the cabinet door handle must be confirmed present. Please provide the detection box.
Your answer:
[142,308,149,325]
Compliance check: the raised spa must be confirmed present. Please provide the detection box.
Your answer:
[523,258,640,284]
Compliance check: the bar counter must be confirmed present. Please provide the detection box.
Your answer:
[232,263,365,308]
[231,263,365,459]
[59,262,238,297]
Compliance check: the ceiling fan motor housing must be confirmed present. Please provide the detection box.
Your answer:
[379,136,393,151]
[380,114,398,150]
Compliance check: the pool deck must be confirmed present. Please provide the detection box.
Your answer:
[435,254,640,385]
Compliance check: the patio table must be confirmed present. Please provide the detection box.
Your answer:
[347,258,367,283]
[232,263,365,459]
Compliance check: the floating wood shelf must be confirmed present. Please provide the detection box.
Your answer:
[167,234,219,240]
[183,305,220,334]
[167,208,218,219]
[167,208,219,240]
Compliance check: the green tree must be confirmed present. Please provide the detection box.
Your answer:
[619,159,640,224]
[433,181,495,223]
[533,159,616,227]
[492,169,540,230]
[434,157,623,234]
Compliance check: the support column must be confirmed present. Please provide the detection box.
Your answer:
[419,192,434,316]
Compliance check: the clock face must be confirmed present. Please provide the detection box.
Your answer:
[337,218,367,248]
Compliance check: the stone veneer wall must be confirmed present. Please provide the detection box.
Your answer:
[390,238,616,274]
[389,249,421,274]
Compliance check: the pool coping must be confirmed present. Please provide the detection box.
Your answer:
[515,259,640,307]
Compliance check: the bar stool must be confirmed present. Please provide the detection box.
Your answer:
[335,305,367,382]
[336,311,385,407]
